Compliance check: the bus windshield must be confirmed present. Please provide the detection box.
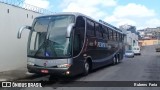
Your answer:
[28,15,75,58]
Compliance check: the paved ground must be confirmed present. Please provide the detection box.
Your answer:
[1,45,160,90]
[0,67,30,81]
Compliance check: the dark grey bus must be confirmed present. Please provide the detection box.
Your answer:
[17,12,125,76]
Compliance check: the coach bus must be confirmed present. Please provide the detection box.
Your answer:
[17,12,125,76]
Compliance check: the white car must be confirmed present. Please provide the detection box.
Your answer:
[125,50,134,58]
[133,46,141,55]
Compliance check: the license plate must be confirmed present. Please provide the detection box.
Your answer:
[41,70,48,73]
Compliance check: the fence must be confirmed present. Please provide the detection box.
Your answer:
[0,0,53,15]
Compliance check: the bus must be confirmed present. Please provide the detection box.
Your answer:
[17,12,125,76]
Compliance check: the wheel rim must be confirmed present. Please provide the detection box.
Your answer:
[113,57,116,64]
[116,56,119,63]
[85,62,89,72]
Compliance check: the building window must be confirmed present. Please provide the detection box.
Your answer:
[7,9,9,13]
[113,31,116,41]
[27,14,28,18]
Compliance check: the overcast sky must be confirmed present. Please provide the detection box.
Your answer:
[24,0,160,30]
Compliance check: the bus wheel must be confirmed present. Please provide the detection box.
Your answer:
[116,55,119,64]
[113,56,116,65]
[83,61,90,76]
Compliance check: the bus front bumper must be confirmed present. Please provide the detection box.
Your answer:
[27,65,70,76]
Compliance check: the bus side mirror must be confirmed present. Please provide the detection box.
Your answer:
[17,26,32,39]
[66,23,75,38]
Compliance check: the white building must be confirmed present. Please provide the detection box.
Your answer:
[119,25,139,50]
[0,1,47,72]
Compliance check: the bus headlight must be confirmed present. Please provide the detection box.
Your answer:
[27,62,35,66]
[57,64,71,68]
[27,58,35,66]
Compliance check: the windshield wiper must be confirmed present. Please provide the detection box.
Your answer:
[34,40,46,57]
[34,39,60,57]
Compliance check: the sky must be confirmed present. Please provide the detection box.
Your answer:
[23,0,160,30]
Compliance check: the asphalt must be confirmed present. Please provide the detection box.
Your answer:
[0,46,146,81]
[0,45,160,90]
[0,67,36,81]
[18,45,160,90]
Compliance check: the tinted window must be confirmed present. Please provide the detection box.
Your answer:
[108,29,113,40]
[95,23,103,38]
[102,26,108,40]
[87,19,95,36]
[119,34,122,41]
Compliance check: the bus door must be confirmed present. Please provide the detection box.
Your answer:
[72,16,85,74]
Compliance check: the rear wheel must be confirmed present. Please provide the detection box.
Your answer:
[116,55,119,64]
[113,56,116,65]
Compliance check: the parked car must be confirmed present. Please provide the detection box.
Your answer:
[155,47,160,52]
[125,50,134,58]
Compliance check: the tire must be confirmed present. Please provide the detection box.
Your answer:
[113,56,116,65]
[82,61,90,76]
[116,55,119,64]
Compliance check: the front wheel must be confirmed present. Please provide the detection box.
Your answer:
[82,61,90,76]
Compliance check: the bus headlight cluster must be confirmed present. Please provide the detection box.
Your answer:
[27,58,35,66]
[57,64,71,68]
[27,62,35,66]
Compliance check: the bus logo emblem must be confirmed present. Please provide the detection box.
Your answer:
[45,52,49,56]
[44,61,48,67]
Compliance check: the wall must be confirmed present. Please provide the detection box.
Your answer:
[0,3,42,72]
[139,39,159,46]
[120,25,139,51]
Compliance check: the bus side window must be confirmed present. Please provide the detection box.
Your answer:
[120,34,122,41]
[117,33,120,41]
[113,31,116,41]
[95,23,103,39]
[108,29,113,40]
[86,19,95,37]
[102,26,107,40]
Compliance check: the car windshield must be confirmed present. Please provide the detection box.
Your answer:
[126,50,133,53]
[27,15,75,59]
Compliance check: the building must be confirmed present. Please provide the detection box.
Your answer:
[139,39,159,46]
[0,1,52,72]
[138,27,160,46]
[119,24,139,50]
[137,27,160,40]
